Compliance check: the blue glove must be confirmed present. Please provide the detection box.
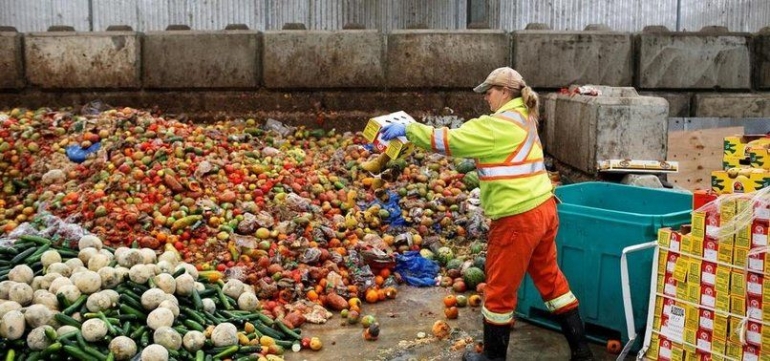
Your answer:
[380,123,406,141]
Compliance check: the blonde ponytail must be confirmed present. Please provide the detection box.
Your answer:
[521,86,539,124]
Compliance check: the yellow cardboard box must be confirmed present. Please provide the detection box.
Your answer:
[733,246,749,268]
[730,270,746,296]
[749,146,769,170]
[722,155,744,170]
[723,135,770,159]
[714,266,731,295]
[711,168,770,194]
[713,314,728,341]
[362,111,416,159]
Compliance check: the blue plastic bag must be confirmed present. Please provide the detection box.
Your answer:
[66,142,100,163]
[395,251,438,287]
[371,190,407,227]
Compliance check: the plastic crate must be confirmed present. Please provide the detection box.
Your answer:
[515,182,692,352]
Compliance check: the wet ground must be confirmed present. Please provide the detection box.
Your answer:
[286,287,635,361]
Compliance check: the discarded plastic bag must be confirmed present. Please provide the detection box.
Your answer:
[66,142,101,163]
[395,251,439,287]
[371,190,407,227]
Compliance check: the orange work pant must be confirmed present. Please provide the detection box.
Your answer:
[482,197,578,325]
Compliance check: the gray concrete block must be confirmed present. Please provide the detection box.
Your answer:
[756,31,770,89]
[512,30,633,88]
[694,93,770,117]
[24,32,140,89]
[0,31,24,89]
[143,31,260,89]
[638,33,751,89]
[543,87,669,174]
[263,30,384,89]
[639,92,692,117]
[386,30,509,88]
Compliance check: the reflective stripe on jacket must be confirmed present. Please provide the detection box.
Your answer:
[405,97,553,219]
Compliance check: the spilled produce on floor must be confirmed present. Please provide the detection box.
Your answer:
[0,105,495,359]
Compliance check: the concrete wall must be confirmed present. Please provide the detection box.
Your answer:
[512,29,633,88]
[638,28,752,90]
[757,28,770,89]
[0,30,23,89]
[263,30,384,89]
[2,26,770,127]
[143,30,261,89]
[24,31,140,89]
[386,30,509,88]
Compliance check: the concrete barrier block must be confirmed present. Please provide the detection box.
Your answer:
[640,92,693,117]
[24,32,140,89]
[543,87,669,174]
[694,93,770,117]
[638,33,751,89]
[0,30,23,89]
[756,29,770,89]
[386,30,509,88]
[263,30,384,89]
[143,31,260,89]
[512,30,633,88]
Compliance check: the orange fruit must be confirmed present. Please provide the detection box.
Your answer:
[348,297,362,309]
[468,294,482,307]
[365,289,379,303]
[443,295,457,308]
[444,306,459,319]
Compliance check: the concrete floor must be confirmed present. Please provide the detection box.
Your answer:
[286,287,636,361]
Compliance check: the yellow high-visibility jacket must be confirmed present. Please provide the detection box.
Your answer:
[405,97,553,220]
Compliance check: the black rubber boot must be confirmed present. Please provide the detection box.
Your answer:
[462,322,510,361]
[558,308,595,361]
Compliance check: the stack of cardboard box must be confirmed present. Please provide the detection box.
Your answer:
[645,192,770,360]
[712,135,770,195]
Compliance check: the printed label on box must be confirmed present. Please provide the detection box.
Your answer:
[748,252,765,273]
[665,274,679,297]
[747,272,764,296]
[742,344,760,361]
[703,238,720,262]
[706,213,721,239]
[668,252,681,275]
[659,337,673,360]
[748,295,763,321]
[751,221,768,249]
[699,308,715,331]
[701,262,717,286]
[701,285,716,308]
[697,328,712,353]
[663,297,677,317]
[662,305,686,343]
[671,231,682,252]
[746,322,762,346]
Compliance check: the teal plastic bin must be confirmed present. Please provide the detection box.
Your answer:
[515,182,692,352]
